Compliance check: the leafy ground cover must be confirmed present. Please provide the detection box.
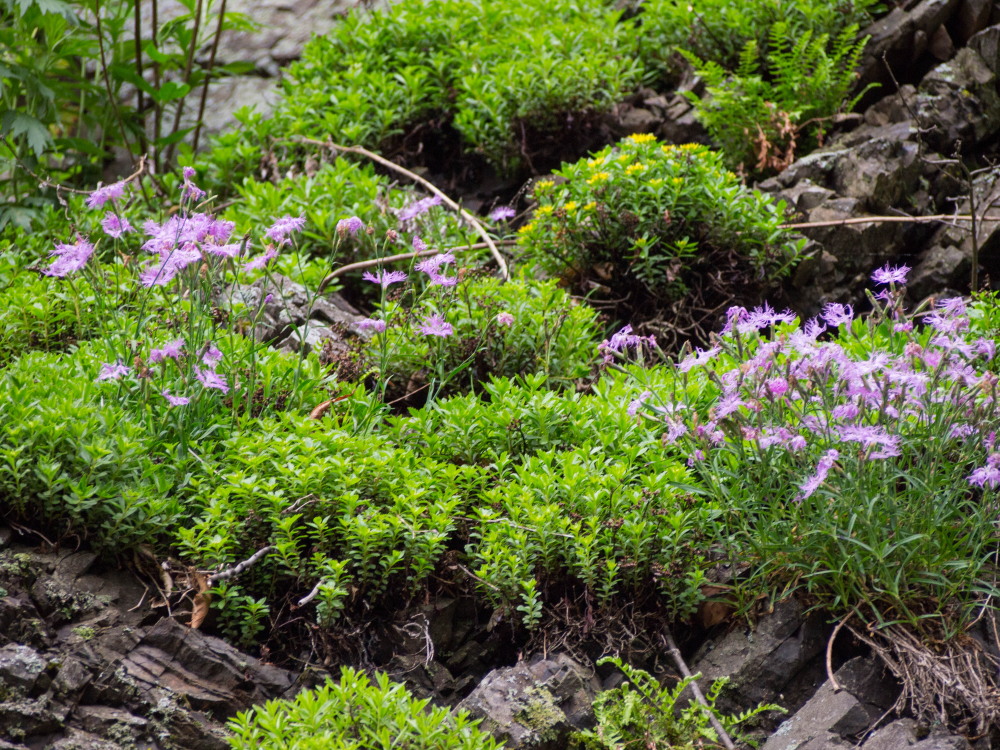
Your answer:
[6,0,1000,744]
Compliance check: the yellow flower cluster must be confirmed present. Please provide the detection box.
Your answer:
[586,172,610,185]
[626,132,657,144]
[625,163,647,175]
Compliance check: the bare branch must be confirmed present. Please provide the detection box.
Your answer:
[207,545,273,585]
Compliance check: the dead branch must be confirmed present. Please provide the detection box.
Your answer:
[661,626,736,750]
[780,213,999,230]
[207,545,273,585]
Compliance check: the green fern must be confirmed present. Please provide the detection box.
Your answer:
[571,656,785,750]
[683,22,875,175]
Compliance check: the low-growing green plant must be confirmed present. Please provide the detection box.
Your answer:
[682,23,873,175]
[202,0,642,185]
[220,158,476,268]
[619,264,1000,636]
[517,134,804,344]
[227,667,502,750]
[368,272,601,402]
[573,656,783,750]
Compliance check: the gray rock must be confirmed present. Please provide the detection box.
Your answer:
[45,727,127,750]
[120,617,296,718]
[0,696,66,737]
[857,0,962,93]
[275,321,343,356]
[222,273,365,347]
[861,718,971,749]
[762,657,898,750]
[909,168,1000,301]
[613,105,661,137]
[0,644,46,694]
[969,23,1000,74]
[53,657,92,697]
[915,47,1000,151]
[689,599,826,714]
[0,594,47,648]
[75,705,148,736]
[457,654,600,749]
[760,122,921,212]
[954,0,993,45]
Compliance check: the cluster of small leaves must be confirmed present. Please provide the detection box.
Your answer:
[176,372,713,631]
[208,0,642,178]
[227,667,501,750]
[624,266,1000,635]
[573,656,783,750]
[370,273,600,400]
[682,22,873,175]
[516,134,804,321]
[220,157,476,269]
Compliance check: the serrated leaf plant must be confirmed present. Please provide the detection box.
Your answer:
[682,22,874,175]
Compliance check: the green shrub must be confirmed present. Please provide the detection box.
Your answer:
[0,0,253,229]
[228,667,501,750]
[205,0,641,181]
[0,345,190,549]
[573,656,783,750]
[173,370,717,630]
[682,23,872,175]
[370,274,601,400]
[516,134,804,340]
[221,158,476,270]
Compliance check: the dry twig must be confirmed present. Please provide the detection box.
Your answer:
[207,545,274,585]
[661,626,736,750]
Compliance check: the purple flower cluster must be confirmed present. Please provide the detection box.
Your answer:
[397,195,442,223]
[415,250,457,286]
[362,269,408,287]
[419,313,453,338]
[85,181,126,210]
[96,337,228,405]
[43,238,94,278]
[638,265,1000,500]
[599,325,656,364]
[133,209,295,286]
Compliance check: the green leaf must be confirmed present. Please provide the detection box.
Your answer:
[0,110,52,155]
[156,80,191,102]
[141,41,174,66]
[152,125,195,147]
[109,64,158,99]
[29,0,74,17]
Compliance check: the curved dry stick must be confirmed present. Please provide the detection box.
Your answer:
[826,613,852,693]
[317,240,516,293]
[292,136,509,280]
